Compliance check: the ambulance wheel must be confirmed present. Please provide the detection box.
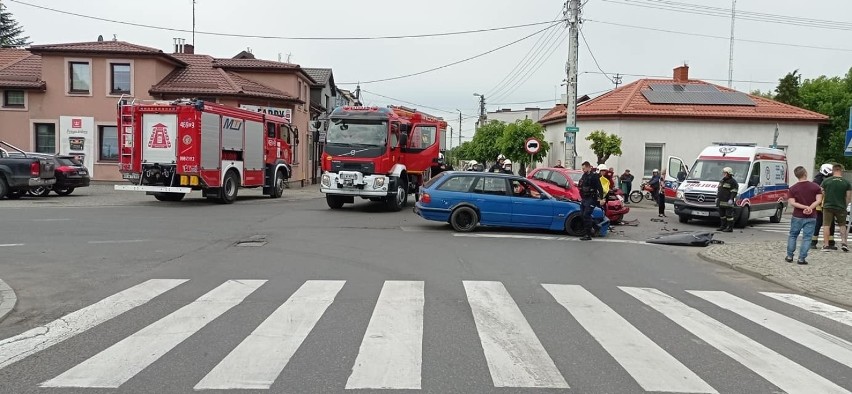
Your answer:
[736,205,750,228]
[219,170,239,204]
[678,214,690,224]
[270,169,285,199]
[769,204,783,223]
[154,192,185,202]
[326,194,345,209]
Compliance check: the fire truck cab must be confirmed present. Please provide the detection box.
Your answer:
[115,98,295,204]
[320,105,446,211]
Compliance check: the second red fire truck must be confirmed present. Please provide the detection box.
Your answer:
[320,105,447,211]
[115,98,296,203]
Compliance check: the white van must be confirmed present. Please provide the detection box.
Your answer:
[671,143,788,227]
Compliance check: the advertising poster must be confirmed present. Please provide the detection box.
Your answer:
[59,116,95,178]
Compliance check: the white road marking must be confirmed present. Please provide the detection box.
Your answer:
[463,281,569,388]
[622,287,849,394]
[0,279,187,370]
[87,239,149,244]
[195,280,345,390]
[453,233,648,245]
[0,244,24,247]
[31,218,71,222]
[346,281,425,390]
[544,284,716,393]
[762,292,852,328]
[691,291,852,368]
[41,280,265,388]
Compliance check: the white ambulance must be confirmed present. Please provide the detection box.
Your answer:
[671,143,788,227]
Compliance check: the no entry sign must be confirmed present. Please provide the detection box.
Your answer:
[525,138,541,154]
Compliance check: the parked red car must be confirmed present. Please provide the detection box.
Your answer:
[527,167,581,201]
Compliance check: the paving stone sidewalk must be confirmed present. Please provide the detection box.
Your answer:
[699,240,852,306]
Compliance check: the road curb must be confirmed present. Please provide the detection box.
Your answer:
[0,278,17,323]
[697,248,852,308]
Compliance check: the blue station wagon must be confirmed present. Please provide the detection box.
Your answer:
[414,171,609,236]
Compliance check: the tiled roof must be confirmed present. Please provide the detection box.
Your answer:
[539,79,828,124]
[0,49,44,89]
[303,68,332,86]
[149,54,300,103]
[28,40,185,65]
[212,58,316,84]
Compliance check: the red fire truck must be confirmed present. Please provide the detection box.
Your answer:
[115,99,296,203]
[320,105,447,211]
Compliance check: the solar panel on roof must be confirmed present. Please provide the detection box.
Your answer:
[649,84,719,93]
[641,90,756,106]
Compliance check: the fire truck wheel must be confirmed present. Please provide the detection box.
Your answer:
[154,193,185,202]
[271,170,285,198]
[385,181,408,212]
[450,206,478,232]
[219,170,240,204]
[326,194,345,209]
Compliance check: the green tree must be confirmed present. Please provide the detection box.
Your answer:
[0,3,30,47]
[497,118,549,169]
[798,71,852,167]
[774,70,802,107]
[464,120,505,163]
[584,130,622,164]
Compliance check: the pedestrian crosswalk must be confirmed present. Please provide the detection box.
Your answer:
[759,218,851,242]
[1,279,852,392]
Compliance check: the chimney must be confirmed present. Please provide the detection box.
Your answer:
[183,44,194,54]
[673,64,689,83]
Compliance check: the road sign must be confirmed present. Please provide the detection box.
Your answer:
[845,129,852,157]
[565,126,579,133]
[525,138,541,154]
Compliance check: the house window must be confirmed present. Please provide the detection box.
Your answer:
[69,61,91,93]
[34,123,56,154]
[99,126,119,162]
[110,63,131,94]
[3,90,24,108]
[644,144,663,178]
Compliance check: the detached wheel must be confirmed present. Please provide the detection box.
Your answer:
[385,178,408,212]
[29,186,50,197]
[270,169,285,198]
[326,194,345,209]
[564,212,585,236]
[450,206,478,232]
[218,171,239,204]
[769,204,783,223]
[55,187,75,196]
[678,214,690,224]
[154,192,185,202]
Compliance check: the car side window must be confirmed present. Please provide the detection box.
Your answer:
[511,179,542,199]
[437,176,476,192]
[549,172,570,188]
[533,170,551,182]
[473,177,508,196]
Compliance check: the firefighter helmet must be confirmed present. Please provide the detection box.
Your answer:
[723,167,733,175]
[821,163,833,176]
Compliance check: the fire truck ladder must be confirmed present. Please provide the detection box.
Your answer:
[117,96,143,185]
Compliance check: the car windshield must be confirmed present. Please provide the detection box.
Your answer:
[58,157,81,166]
[566,171,582,183]
[326,120,388,147]
[687,160,750,183]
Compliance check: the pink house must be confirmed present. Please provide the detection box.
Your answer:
[0,40,317,184]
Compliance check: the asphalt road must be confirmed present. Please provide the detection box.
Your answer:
[0,191,850,393]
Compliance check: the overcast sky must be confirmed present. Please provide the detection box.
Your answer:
[8,0,852,146]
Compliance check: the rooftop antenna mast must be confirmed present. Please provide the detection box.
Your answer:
[192,0,197,47]
[727,0,737,88]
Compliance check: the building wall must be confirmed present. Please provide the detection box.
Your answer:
[543,118,818,180]
[487,108,551,125]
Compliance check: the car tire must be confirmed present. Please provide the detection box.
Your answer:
[55,187,75,196]
[6,190,24,200]
[678,214,690,224]
[769,204,783,223]
[154,192,185,202]
[0,178,7,199]
[564,212,585,236]
[736,205,750,228]
[218,170,239,204]
[450,206,478,232]
[270,169,285,199]
[29,186,51,197]
[326,194,345,209]
[385,178,408,212]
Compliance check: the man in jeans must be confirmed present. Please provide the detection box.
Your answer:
[821,164,852,252]
[786,166,822,264]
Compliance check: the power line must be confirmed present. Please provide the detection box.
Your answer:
[360,89,473,116]
[9,0,561,41]
[490,29,569,104]
[584,18,852,53]
[491,98,558,105]
[339,22,560,84]
[487,23,565,100]
[580,70,777,84]
[579,28,614,84]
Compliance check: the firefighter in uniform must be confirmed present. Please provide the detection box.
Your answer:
[716,167,739,232]
[578,161,604,240]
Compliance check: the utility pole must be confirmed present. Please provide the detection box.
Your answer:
[565,0,580,169]
[457,110,462,147]
[192,0,196,47]
[727,0,737,88]
[614,73,622,89]
[473,93,486,130]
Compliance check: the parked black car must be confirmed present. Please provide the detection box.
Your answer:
[0,141,56,199]
[26,154,90,196]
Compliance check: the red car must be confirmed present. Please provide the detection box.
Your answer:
[527,167,582,201]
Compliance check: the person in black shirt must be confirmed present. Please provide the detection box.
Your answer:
[489,154,506,173]
[619,169,634,204]
[716,167,739,232]
[578,161,604,240]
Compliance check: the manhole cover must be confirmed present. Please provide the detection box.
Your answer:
[234,234,267,247]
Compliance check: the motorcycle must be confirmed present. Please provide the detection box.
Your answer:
[604,188,630,223]
[628,182,655,204]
